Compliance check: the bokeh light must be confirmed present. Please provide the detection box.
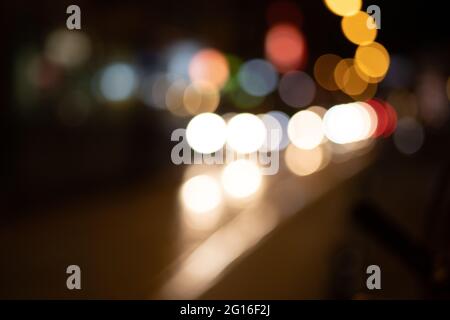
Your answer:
[186,113,227,154]
[140,73,177,109]
[354,64,385,84]
[259,113,283,152]
[366,99,397,137]
[355,42,390,78]
[314,54,342,91]
[166,78,190,116]
[285,144,325,176]
[223,55,243,94]
[238,59,278,97]
[308,106,329,144]
[221,160,262,199]
[288,110,324,150]
[226,113,266,154]
[189,48,229,89]
[341,11,377,45]
[265,23,307,73]
[166,40,201,77]
[267,111,290,150]
[181,175,222,214]
[45,29,91,68]
[26,54,63,91]
[324,0,362,17]
[417,70,449,128]
[99,63,138,102]
[278,71,316,108]
[323,102,373,144]
[333,58,377,97]
[356,101,378,138]
[382,101,398,137]
[183,81,220,115]
[342,65,368,96]
[334,58,353,91]
[393,117,425,155]
[350,82,378,101]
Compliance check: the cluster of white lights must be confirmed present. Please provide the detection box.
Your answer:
[186,113,227,154]
[288,110,324,150]
[181,102,380,218]
[180,160,263,217]
[186,102,377,159]
[186,112,286,155]
[221,160,262,199]
[226,113,266,154]
[322,102,377,144]
[287,102,377,149]
[180,175,222,214]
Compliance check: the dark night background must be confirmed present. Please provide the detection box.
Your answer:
[1,0,449,299]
